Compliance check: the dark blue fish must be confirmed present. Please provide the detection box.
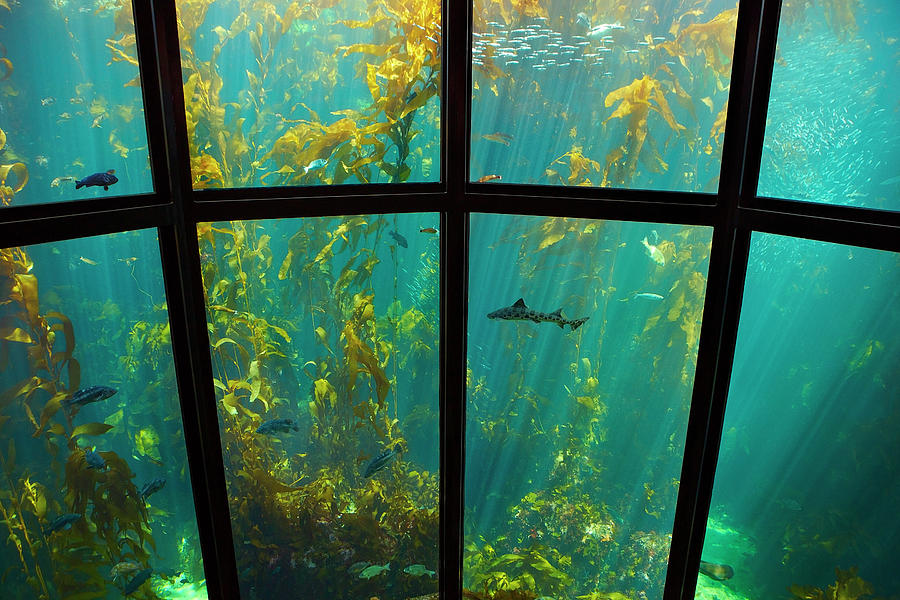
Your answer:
[364,448,398,478]
[43,513,82,535]
[256,418,299,436]
[139,477,166,500]
[76,169,118,191]
[63,385,117,408]
[84,448,106,470]
[389,231,408,248]
[123,568,152,595]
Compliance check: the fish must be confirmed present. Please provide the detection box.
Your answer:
[389,231,408,248]
[75,169,118,191]
[476,174,501,183]
[91,114,104,128]
[62,385,117,408]
[620,292,664,302]
[641,236,665,266]
[481,132,513,146]
[303,158,327,174]
[699,560,734,581]
[364,447,398,478]
[35,155,49,167]
[256,418,299,435]
[419,227,438,234]
[41,97,56,106]
[51,176,77,187]
[139,477,166,499]
[84,448,107,470]
[575,12,591,30]
[347,561,372,575]
[43,513,82,535]
[487,298,589,331]
[358,562,390,579]
[110,561,142,581]
[587,22,623,40]
[403,564,436,577]
[123,568,153,595]
[78,256,99,265]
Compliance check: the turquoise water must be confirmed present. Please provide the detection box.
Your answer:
[759,1,900,211]
[0,231,206,599]
[700,234,899,599]
[466,215,713,598]
[0,1,152,205]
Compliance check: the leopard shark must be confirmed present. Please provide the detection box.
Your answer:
[487,298,589,331]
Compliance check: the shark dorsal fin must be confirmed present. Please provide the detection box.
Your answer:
[551,308,563,318]
[513,298,527,308]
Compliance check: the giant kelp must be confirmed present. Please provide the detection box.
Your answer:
[0,244,163,599]
[178,0,441,188]
[198,216,439,598]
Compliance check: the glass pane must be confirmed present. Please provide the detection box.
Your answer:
[697,235,899,599]
[759,2,900,211]
[0,232,207,599]
[465,215,713,598]
[0,3,153,207]
[177,1,441,189]
[199,216,440,597]
[470,2,739,191]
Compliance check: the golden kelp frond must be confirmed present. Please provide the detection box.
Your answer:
[789,567,875,600]
[705,100,728,155]
[0,162,28,206]
[176,0,215,50]
[603,76,685,186]
[480,0,547,27]
[105,33,138,67]
[192,152,225,188]
[676,6,738,81]
[546,146,601,186]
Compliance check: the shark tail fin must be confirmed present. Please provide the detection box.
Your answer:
[570,317,589,331]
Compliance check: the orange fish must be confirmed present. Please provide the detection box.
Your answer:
[78,256,99,265]
[118,257,138,266]
[419,227,438,234]
[481,132,513,146]
[476,174,502,183]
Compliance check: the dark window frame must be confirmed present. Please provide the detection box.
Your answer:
[0,1,897,598]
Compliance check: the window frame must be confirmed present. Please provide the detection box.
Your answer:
[0,1,897,599]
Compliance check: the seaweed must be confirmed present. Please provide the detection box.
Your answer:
[177,0,440,187]
[198,216,439,597]
[789,567,884,600]
[1,244,160,599]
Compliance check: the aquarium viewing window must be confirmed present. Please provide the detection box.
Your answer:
[0,2,898,600]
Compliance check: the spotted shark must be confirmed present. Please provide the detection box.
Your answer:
[487,298,589,331]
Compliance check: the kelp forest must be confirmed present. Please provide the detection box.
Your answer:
[196,215,441,599]
[1,231,206,599]
[177,0,442,188]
